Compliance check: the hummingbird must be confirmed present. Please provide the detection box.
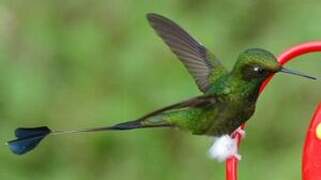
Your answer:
[7,13,316,156]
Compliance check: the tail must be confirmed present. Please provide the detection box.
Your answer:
[7,120,172,155]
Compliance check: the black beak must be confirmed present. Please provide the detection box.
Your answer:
[279,67,317,80]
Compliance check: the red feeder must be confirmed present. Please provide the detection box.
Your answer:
[226,41,321,180]
[303,103,321,180]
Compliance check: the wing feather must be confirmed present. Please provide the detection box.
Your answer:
[147,13,227,92]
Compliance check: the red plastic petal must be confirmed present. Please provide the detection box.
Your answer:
[302,103,321,180]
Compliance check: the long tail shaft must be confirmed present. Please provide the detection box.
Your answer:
[7,120,172,155]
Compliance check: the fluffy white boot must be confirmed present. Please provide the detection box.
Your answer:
[208,135,241,162]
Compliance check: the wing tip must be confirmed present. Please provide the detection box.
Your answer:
[146,13,161,20]
[146,13,170,25]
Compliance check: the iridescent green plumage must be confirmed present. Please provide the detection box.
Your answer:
[7,13,316,155]
[141,14,280,136]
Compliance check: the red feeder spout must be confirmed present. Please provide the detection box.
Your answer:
[226,41,321,180]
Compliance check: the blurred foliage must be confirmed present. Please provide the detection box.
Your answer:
[0,0,321,179]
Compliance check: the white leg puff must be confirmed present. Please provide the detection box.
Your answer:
[208,135,241,162]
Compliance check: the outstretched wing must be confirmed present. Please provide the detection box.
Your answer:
[139,94,217,121]
[147,13,227,92]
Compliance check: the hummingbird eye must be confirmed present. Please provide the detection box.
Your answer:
[253,66,264,74]
[241,65,269,81]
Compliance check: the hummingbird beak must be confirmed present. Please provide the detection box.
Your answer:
[279,67,317,80]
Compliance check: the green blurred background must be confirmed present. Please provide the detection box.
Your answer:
[0,0,321,179]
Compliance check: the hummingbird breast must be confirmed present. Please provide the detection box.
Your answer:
[202,82,259,136]
[203,96,256,136]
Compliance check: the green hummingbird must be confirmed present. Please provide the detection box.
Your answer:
[7,13,316,155]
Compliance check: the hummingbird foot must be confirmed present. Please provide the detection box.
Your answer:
[208,135,241,162]
[232,127,246,139]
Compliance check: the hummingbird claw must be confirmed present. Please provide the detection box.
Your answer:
[233,153,242,160]
[232,127,246,139]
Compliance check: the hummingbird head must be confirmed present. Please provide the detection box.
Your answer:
[232,48,316,83]
[233,48,280,82]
